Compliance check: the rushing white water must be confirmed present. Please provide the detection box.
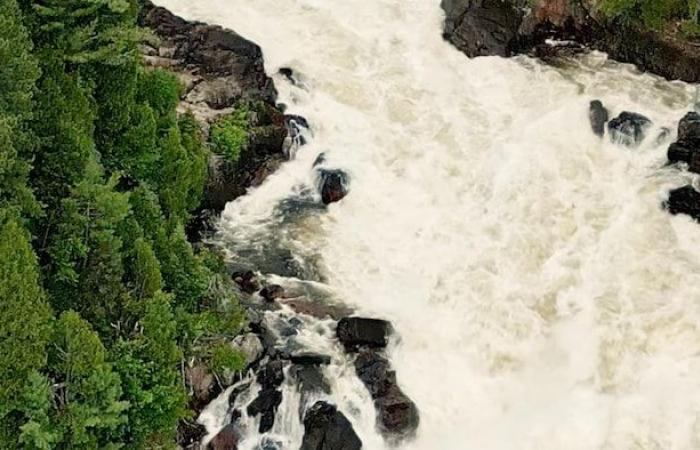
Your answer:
[158,1,700,448]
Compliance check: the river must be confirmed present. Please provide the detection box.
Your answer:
[157,1,699,448]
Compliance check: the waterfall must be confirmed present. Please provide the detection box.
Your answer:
[158,1,699,448]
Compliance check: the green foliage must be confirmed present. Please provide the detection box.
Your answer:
[137,69,182,122]
[28,0,144,66]
[209,343,246,375]
[599,0,693,29]
[210,107,250,163]
[112,293,187,447]
[30,61,95,208]
[132,238,163,300]
[0,2,249,447]
[0,213,53,444]
[49,311,129,448]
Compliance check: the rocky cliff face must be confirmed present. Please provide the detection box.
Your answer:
[442,0,700,83]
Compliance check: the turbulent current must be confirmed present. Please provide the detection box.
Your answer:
[158,1,699,449]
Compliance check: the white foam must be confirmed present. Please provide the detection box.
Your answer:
[156,1,700,448]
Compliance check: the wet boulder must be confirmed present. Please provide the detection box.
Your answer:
[318,169,349,205]
[441,0,523,57]
[589,100,609,137]
[208,423,239,450]
[337,317,392,351]
[292,365,331,395]
[247,388,283,433]
[257,360,285,389]
[665,185,700,221]
[232,270,262,294]
[300,402,362,450]
[668,141,697,164]
[678,111,700,143]
[608,111,652,147]
[354,349,419,438]
[260,284,285,302]
[231,333,264,367]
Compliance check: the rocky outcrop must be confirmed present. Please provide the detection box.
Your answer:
[300,402,363,450]
[141,2,310,239]
[441,0,700,83]
[140,2,274,121]
[664,112,700,221]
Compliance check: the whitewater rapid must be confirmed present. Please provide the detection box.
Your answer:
[157,1,700,448]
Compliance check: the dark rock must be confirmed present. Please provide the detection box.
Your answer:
[289,353,332,366]
[374,387,420,439]
[284,115,309,147]
[300,402,362,450]
[689,151,700,175]
[318,169,349,205]
[257,360,285,389]
[185,363,221,412]
[608,111,651,147]
[247,388,283,433]
[354,349,419,438]
[678,112,700,144]
[441,0,523,57]
[178,420,207,449]
[337,317,392,351]
[260,284,285,302]
[589,100,609,137]
[291,365,331,395]
[665,185,700,221]
[208,424,239,450]
[232,270,262,294]
[668,141,697,164]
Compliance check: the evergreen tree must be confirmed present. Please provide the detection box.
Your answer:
[0,212,53,446]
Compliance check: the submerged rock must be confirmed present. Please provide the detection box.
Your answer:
[318,169,349,205]
[354,349,419,438]
[337,317,392,351]
[208,423,239,450]
[665,185,700,221]
[608,111,651,147]
[300,402,362,450]
[589,100,609,137]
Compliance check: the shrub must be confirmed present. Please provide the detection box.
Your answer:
[210,107,251,163]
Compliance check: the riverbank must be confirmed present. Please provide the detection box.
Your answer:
[442,0,700,83]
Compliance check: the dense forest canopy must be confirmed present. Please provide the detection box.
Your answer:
[0,1,246,448]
